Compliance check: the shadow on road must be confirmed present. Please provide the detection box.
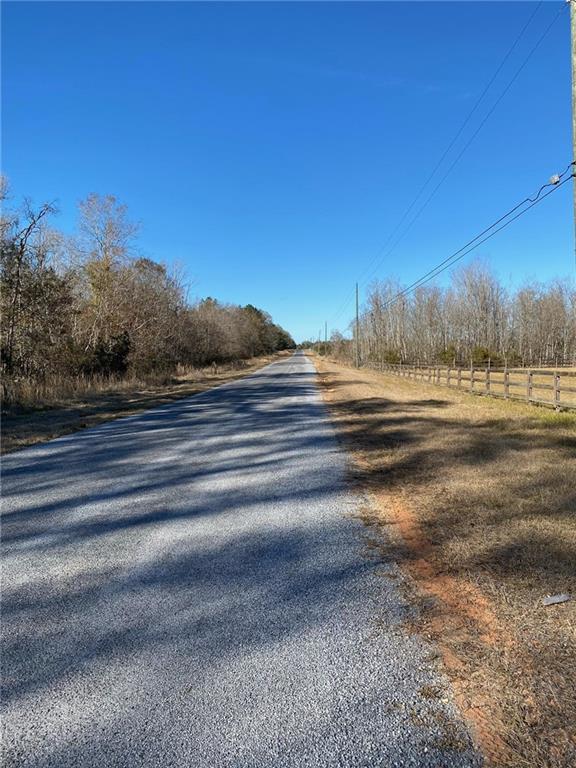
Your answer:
[1,357,482,768]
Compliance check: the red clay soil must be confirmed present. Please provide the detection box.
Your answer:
[370,483,513,766]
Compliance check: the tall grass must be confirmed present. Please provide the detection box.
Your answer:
[1,373,172,410]
[1,358,258,411]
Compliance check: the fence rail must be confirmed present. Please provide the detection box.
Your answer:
[363,361,576,411]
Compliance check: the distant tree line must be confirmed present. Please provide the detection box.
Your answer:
[331,262,575,368]
[1,182,294,401]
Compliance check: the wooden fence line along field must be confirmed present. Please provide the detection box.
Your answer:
[363,362,576,411]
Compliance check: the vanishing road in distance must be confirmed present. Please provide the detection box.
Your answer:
[2,353,480,767]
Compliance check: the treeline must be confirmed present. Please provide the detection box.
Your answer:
[332,262,575,367]
[1,183,294,402]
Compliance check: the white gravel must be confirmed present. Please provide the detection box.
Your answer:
[1,352,482,767]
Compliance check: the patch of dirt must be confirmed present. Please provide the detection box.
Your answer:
[375,486,512,766]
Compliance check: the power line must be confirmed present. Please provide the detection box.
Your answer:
[330,2,546,324]
[361,1,568,289]
[384,162,575,303]
[356,1,544,283]
[378,170,574,312]
[329,1,565,326]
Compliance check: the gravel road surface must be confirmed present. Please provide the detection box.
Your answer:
[2,353,481,767]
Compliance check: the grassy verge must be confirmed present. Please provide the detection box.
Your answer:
[1,353,285,454]
[314,355,576,768]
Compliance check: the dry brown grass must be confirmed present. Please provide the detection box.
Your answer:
[314,355,576,768]
[1,354,286,454]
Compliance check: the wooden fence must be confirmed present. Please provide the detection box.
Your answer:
[363,362,576,411]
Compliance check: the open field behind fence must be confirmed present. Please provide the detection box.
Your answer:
[363,362,576,411]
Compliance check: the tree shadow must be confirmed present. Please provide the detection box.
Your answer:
[321,370,576,587]
[1,357,482,767]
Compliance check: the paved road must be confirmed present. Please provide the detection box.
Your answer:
[1,353,481,767]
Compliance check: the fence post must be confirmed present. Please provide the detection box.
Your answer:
[485,367,490,395]
[504,367,509,399]
[554,371,561,409]
[470,363,474,393]
[457,366,462,389]
[447,366,451,388]
[526,370,533,402]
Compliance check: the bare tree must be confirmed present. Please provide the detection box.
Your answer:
[340,260,575,370]
[1,198,59,373]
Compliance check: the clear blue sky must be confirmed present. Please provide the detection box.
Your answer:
[2,1,573,342]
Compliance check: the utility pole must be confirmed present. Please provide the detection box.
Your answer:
[571,0,576,265]
[355,282,360,368]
